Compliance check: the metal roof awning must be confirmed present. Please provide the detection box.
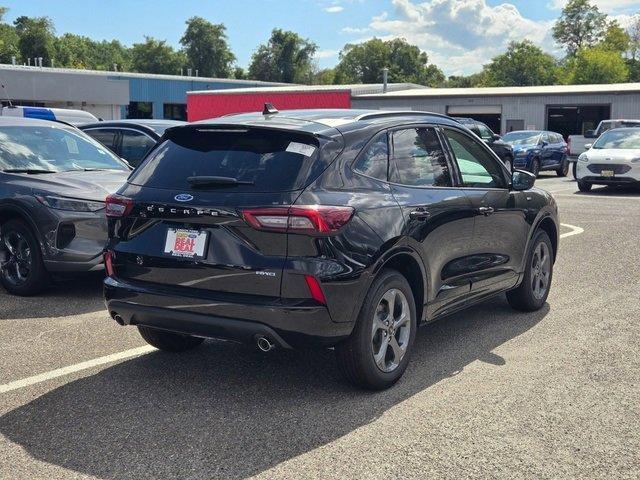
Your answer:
[447,105,502,115]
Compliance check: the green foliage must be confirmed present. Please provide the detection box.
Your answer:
[130,37,185,75]
[563,47,629,84]
[311,67,335,85]
[333,38,444,86]
[483,41,558,86]
[233,66,246,79]
[599,20,630,53]
[445,72,489,88]
[0,22,19,63]
[13,15,56,64]
[552,0,607,56]
[180,17,235,78]
[248,29,317,83]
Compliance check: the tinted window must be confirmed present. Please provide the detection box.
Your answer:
[503,131,541,146]
[0,126,127,172]
[390,127,451,187]
[84,128,118,153]
[130,127,333,192]
[353,132,388,180]
[444,129,505,188]
[476,123,494,140]
[120,130,156,166]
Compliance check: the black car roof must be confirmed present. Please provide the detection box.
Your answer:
[80,119,186,135]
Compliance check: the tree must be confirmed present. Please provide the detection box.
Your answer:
[14,15,56,65]
[233,66,246,79]
[552,0,607,56]
[564,47,629,84]
[445,72,489,88]
[130,37,185,75]
[92,40,131,71]
[248,29,317,83]
[180,17,235,78]
[54,33,95,68]
[333,38,443,86]
[483,40,558,86]
[0,8,19,64]
[599,20,630,53]
[312,67,336,85]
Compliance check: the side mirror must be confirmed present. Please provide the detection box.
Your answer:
[584,130,596,138]
[512,169,536,191]
[492,133,501,141]
[584,143,593,150]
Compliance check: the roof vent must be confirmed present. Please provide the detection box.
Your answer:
[262,103,278,115]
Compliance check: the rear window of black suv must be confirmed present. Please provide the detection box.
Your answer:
[128,126,337,193]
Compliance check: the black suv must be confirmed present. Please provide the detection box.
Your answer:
[104,108,558,390]
[454,118,514,171]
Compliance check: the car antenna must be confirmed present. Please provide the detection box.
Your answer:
[0,77,13,107]
[262,102,278,115]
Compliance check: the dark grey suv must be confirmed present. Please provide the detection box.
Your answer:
[0,117,130,295]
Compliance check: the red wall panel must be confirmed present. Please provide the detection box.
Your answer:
[187,91,351,121]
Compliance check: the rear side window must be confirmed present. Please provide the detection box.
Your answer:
[129,127,332,192]
[390,127,451,187]
[84,128,118,153]
[120,130,156,166]
[353,132,388,180]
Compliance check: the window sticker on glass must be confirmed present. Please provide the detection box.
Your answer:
[286,142,316,157]
[64,136,79,154]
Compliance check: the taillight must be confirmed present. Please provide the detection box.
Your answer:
[105,194,134,218]
[241,205,354,234]
[103,250,115,277]
[304,274,327,305]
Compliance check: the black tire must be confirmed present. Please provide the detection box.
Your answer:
[507,230,553,312]
[530,158,540,177]
[335,269,417,390]
[577,180,592,192]
[0,219,49,296]
[137,325,204,352]
[556,158,569,177]
[572,161,577,180]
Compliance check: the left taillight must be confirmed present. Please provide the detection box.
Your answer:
[105,194,134,218]
[241,205,354,234]
[103,250,115,277]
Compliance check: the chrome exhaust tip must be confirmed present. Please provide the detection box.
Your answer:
[256,336,275,352]
[111,312,125,326]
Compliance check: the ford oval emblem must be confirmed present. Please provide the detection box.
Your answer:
[175,194,194,202]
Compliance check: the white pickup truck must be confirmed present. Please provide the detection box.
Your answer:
[568,119,640,157]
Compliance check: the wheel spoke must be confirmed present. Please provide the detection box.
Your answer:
[389,335,405,363]
[374,336,390,369]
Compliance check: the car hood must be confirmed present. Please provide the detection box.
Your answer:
[584,148,640,162]
[5,169,129,202]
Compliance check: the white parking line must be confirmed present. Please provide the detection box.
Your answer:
[559,223,584,239]
[0,345,155,394]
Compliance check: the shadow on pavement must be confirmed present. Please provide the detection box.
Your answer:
[0,296,549,479]
[0,273,104,320]
[575,185,640,197]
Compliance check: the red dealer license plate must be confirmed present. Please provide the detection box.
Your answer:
[163,228,208,259]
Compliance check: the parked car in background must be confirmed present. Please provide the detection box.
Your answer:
[1,105,98,125]
[80,119,186,167]
[502,130,569,177]
[104,108,558,390]
[454,117,514,170]
[0,117,131,295]
[576,127,640,192]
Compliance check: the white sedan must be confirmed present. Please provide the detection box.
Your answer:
[576,127,640,192]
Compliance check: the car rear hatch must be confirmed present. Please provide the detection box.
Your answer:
[107,122,343,298]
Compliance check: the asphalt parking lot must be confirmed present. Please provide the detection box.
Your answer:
[1,174,639,479]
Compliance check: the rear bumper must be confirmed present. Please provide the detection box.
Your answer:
[104,277,353,349]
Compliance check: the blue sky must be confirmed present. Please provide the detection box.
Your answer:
[1,1,638,75]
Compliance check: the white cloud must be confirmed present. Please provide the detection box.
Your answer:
[549,0,640,14]
[341,26,370,34]
[315,49,340,59]
[366,0,556,75]
[325,6,344,13]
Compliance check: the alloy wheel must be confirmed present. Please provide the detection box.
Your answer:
[2,230,32,286]
[531,241,550,300]
[371,288,411,373]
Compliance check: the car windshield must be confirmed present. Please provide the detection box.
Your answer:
[502,131,541,146]
[593,129,640,149]
[0,125,128,173]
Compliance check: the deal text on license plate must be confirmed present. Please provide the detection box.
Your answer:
[164,228,208,259]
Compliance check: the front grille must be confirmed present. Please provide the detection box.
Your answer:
[587,164,631,174]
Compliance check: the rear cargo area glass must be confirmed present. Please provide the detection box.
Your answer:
[129,127,325,192]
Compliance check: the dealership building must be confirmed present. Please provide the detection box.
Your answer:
[188,82,640,139]
[0,64,284,121]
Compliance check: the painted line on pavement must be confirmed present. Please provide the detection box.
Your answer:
[0,345,155,394]
[559,223,584,239]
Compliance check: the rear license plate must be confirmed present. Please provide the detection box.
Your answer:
[601,170,615,178]
[164,228,208,259]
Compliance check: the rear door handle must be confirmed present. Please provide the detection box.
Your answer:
[409,208,431,220]
[478,206,495,216]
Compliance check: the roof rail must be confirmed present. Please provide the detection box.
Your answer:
[355,110,452,121]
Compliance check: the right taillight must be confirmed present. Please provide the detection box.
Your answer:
[241,205,354,234]
[105,194,134,218]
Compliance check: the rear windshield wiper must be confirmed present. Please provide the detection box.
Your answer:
[3,168,56,174]
[187,176,254,188]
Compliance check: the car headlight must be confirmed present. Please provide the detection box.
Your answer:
[578,154,588,163]
[34,193,105,212]
[515,150,529,158]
